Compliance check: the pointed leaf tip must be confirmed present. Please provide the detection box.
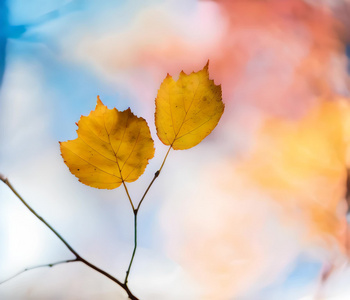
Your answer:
[204,60,209,70]
[96,95,103,106]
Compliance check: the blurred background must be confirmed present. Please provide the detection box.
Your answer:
[1,0,350,299]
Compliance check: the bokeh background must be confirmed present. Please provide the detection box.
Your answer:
[1,0,350,299]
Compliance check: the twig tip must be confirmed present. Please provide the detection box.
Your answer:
[0,173,7,183]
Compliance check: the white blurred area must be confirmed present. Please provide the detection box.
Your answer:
[1,0,350,299]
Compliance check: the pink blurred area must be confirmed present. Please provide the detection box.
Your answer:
[72,0,350,118]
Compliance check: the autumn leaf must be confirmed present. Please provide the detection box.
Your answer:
[60,97,155,189]
[155,61,224,150]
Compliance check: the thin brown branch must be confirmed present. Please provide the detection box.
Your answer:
[124,212,137,285]
[0,259,78,285]
[0,174,139,300]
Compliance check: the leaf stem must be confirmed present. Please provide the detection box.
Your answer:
[159,145,172,176]
[124,146,172,287]
[136,145,172,212]
[0,174,139,300]
[123,181,135,211]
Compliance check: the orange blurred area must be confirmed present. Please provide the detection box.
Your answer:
[161,99,350,298]
[239,99,350,244]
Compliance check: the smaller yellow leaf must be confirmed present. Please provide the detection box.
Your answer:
[60,97,155,189]
[155,61,224,150]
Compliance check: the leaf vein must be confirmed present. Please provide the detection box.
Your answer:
[79,136,116,163]
[175,75,201,139]
[120,126,142,172]
[84,122,109,144]
[175,116,214,141]
[63,146,121,179]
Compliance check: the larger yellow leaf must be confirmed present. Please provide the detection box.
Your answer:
[155,62,224,150]
[60,97,155,189]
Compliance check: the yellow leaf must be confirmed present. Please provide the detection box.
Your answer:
[155,62,224,150]
[60,97,155,189]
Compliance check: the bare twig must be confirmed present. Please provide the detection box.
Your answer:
[0,174,139,300]
[124,212,137,285]
[0,259,78,285]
